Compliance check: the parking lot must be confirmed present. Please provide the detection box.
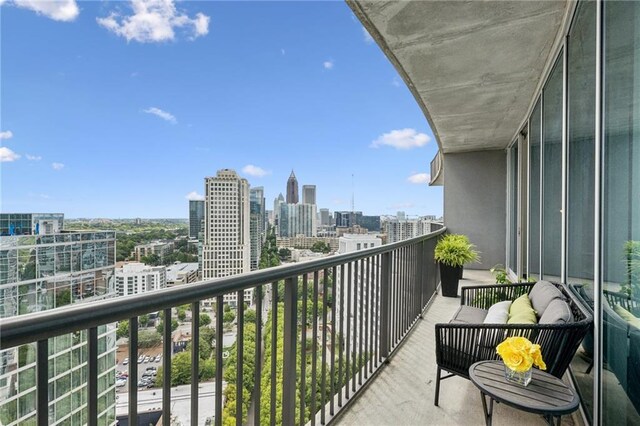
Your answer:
[115,348,164,392]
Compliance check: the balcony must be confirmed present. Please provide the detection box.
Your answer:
[0,228,590,425]
[335,269,584,425]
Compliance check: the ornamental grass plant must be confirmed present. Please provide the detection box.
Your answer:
[434,234,480,267]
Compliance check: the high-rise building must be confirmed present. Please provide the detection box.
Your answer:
[382,216,437,243]
[273,193,285,233]
[319,208,330,226]
[202,169,252,305]
[335,211,363,228]
[0,213,64,236]
[286,170,299,204]
[360,215,381,232]
[0,213,117,425]
[302,185,316,205]
[279,203,317,237]
[115,262,167,297]
[249,187,266,271]
[189,200,205,240]
[134,241,174,263]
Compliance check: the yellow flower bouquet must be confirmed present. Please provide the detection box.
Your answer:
[496,336,546,386]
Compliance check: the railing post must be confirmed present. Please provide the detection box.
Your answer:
[36,340,48,426]
[379,252,391,359]
[417,240,425,314]
[282,276,298,425]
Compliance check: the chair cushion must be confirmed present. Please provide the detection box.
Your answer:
[529,280,564,318]
[483,301,512,324]
[539,299,573,324]
[613,304,640,329]
[507,294,537,324]
[450,305,488,324]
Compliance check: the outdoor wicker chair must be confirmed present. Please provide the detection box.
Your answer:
[434,281,592,406]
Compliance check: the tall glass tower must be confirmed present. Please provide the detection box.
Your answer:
[0,213,117,425]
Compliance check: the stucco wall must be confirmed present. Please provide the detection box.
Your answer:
[443,150,506,270]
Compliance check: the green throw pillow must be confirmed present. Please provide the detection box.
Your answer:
[613,304,640,329]
[507,294,537,324]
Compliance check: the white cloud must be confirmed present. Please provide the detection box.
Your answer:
[363,27,373,44]
[0,147,20,162]
[28,192,51,199]
[0,130,13,140]
[26,154,42,161]
[185,191,204,201]
[8,0,79,22]
[242,164,270,178]
[97,0,211,43]
[281,48,285,56]
[407,173,430,184]
[370,128,431,150]
[323,60,334,70]
[143,107,177,124]
[52,162,65,170]
[392,77,401,87]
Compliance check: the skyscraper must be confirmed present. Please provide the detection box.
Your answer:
[202,169,252,305]
[273,193,285,234]
[302,185,316,205]
[0,213,117,425]
[249,187,266,271]
[279,203,317,237]
[319,208,330,226]
[286,170,299,204]
[188,199,205,240]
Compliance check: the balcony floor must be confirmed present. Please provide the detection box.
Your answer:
[335,270,584,426]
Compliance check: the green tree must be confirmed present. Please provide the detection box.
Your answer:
[155,351,216,387]
[310,241,331,253]
[178,310,187,321]
[116,321,129,339]
[156,318,179,334]
[244,309,257,324]
[200,313,212,327]
[140,253,161,266]
[223,311,236,324]
[138,330,162,348]
[278,248,291,261]
[139,314,149,327]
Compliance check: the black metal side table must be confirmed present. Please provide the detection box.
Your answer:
[469,361,579,426]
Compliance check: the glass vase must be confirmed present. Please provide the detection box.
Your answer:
[504,364,532,386]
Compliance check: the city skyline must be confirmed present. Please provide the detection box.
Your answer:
[1,1,443,218]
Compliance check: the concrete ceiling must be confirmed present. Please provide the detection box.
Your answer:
[348,1,569,153]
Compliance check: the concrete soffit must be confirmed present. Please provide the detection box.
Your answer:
[347,0,576,156]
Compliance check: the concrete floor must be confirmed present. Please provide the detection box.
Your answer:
[335,270,584,426]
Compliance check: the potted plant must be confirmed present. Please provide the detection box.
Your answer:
[434,234,480,297]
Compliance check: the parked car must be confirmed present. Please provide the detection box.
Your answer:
[116,379,127,388]
[122,358,129,365]
[143,356,150,363]
[137,356,144,364]
[155,355,162,362]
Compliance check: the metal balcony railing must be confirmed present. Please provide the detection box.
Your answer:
[0,228,445,426]
[430,151,443,186]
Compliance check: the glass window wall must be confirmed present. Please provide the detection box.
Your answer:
[529,99,542,279]
[603,1,640,422]
[542,55,564,280]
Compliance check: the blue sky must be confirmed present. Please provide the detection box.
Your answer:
[1,0,442,218]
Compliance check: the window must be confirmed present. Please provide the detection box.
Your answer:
[541,54,563,280]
